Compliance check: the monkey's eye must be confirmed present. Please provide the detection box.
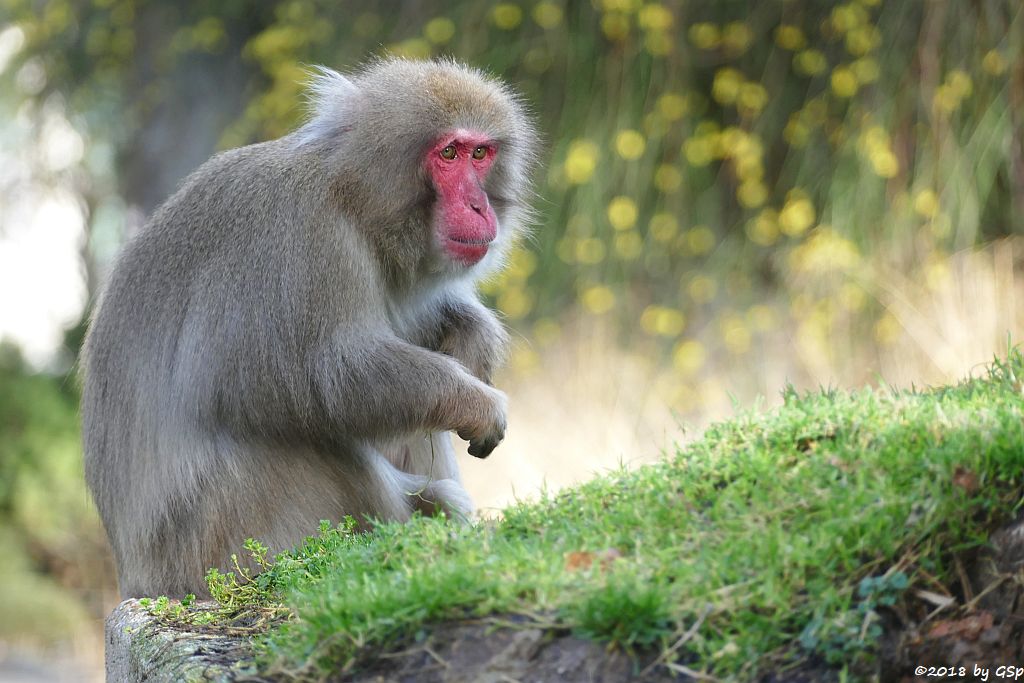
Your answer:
[440,145,457,160]
[472,146,488,160]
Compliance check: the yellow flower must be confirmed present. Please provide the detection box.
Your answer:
[498,287,533,319]
[913,189,939,218]
[601,0,641,11]
[784,117,810,147]
[672,339,706,375]
[608,197,639,230]
[737,82,768,115]
[683,136,714,167]
[775,24,805,50]
[532,318,561,346]
[614,231,644,259]
[874,313,901,345]
[564,139,599,184]
[649,213,679,242]
[391,38,430,59]
[575,238,606,264]
[745,209,779,246]
[734,155,763,182]
[491,4,523,29]
[657,93,688,120]
[844,25,880,56]
[644,31,672,56]
[830,66,858,98]
[947,69,973,98]
[851,57,879,84]
[794,49,827,76]
[838,283,866,311]
[424,17,455,44]
[722,22,753,54]
[532,2,563,29]
[582,286,616,315]
[788,227,862,272]
[510,346,540,373]
[925,258,950,291]
[712,67,743,105]
[720,315,750,354]
[736,180,768,209]
[615,129,646,159]
[778,196,815,236]
[689,22,720,50]
[983,50,1007,76]
[859,126,899,178]
[932,84,959,114]
[654,164,682,193]
[869,149,898,177]
[506,248,538,279]
[638,4,673,31]
[601,13,630,41]
[686,275,716,303]
[717,126,744,155]
[685,226,715,255]
[641,305,685,337]
[830,3,867,33]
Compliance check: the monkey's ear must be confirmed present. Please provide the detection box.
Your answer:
[296,65,362,146]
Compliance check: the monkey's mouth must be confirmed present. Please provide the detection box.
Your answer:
[448,237,492,245]
[445,237,491,265]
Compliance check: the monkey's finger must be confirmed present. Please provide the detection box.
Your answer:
[468,436,502,459]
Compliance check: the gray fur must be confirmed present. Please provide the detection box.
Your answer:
[81,58,536,598]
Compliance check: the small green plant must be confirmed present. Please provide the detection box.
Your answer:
[799,571,910,664]
[139,593,201,623]
[570,570,674,648]
[205,538,276,611]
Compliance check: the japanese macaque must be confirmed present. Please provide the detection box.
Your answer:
[81,58,536,598]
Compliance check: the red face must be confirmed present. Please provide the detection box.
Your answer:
[425,130,499,266]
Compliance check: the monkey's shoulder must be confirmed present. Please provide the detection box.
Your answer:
[180,138,320,198]
[139,138,333,246]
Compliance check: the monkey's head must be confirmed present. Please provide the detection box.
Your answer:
[299,58,538,283]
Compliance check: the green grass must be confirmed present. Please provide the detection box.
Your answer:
[206,348,1024,680]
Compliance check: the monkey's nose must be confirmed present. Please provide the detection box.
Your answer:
[470,200,485,215]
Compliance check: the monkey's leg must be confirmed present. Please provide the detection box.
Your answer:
[119,440,422,598]
[378,433,475,520]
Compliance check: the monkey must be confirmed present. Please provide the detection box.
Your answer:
[80,58,537,598]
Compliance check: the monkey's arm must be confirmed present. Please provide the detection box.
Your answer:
[317,333,506,458]
[435,297,509,385]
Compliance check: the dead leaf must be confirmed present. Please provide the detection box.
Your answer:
[564,548,623,572]
[565,551,596,571]
[926,611,994,640]
[952,467,979,493]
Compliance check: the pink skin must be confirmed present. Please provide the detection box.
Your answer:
[425,129,499,266]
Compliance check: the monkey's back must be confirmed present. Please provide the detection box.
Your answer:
[81,137,369,596]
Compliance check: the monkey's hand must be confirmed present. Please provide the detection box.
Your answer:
[456,385,507,459]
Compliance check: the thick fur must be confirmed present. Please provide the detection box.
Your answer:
[81,58,536,598]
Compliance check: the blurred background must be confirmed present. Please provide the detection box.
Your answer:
[0,0,1021,680]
